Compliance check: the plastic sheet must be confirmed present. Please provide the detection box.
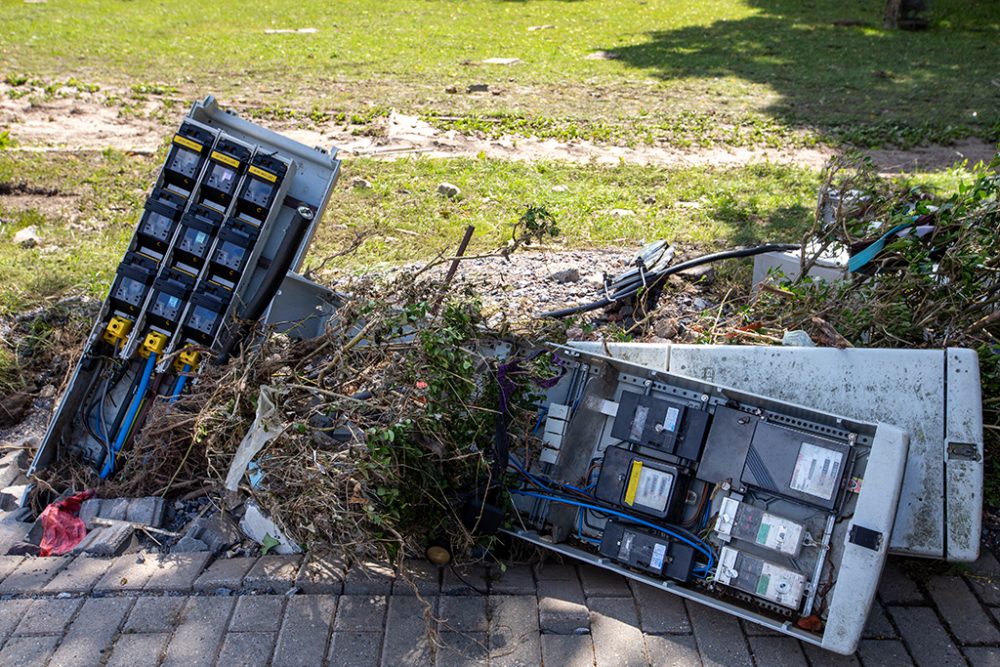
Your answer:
[39,489,95,557]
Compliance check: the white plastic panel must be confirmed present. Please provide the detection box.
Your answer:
[945,348,983,561]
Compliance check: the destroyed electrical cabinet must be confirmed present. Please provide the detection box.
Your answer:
[23,97,985,658]
[29,96,342,478]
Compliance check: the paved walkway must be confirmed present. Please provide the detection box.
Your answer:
[0,549,998,667]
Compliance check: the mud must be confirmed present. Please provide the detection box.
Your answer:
[2,87,994,173]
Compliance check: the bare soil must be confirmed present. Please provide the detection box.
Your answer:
[2,88,994,173]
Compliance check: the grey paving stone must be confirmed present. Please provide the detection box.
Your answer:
[0,555,25,581]
[344,560,395,595]
[14,597,83,636]
[0,556,69,594]
[436,632,488,667]
[381,594,436,667]
[489,595,541,667]
[142,552,213,592]
[106,632,170,667]
[328,630,383,667]
[965,646,1000,667]
[642,633,701,667]
[245,554,303,593]
[218,631,276,667]
[143,551,212,593]
[193,555,256,591]
[534,562,577,581]
[123,596,187,634]
[394,559,440,595]
[47,597,133,667]
[863,601,897,639]
[801,644,862,666]
[878,561,924,605]
[886,607,965,667]
[741,619,783,637]
[101,498,129,521]
[94,552,160,592]
[161,596,235,667]
[490,564,535,595]
[333,595,387,633]
[441,563,490,595]
[541,634,595,667]
[859,639,915,667]
[579,564,631,597]
[927,575,1000,644]
[968,551,1000,577]
[971,576,1000,606]
[589,596,646,667]
[439,595,488,633]
[0,635,60,667]
[296,551,346,594]
[125,496,165,527]
[0,598,31,641]
[687,601,753,667]
[42,555,114,594]
[632,582,690,634]
[747,636,807,667]
[229,595,286,632]
[272,594,338,667]
[538,577,590,634]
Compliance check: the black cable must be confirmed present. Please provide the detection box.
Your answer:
[536,243,801,319]
[215,205,315,364]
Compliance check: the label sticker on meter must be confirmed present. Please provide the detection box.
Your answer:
[625,461,674,513]
[790,442,843,500]
[649,542,667,570]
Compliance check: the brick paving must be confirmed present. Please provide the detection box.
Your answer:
[1,553,1000,666]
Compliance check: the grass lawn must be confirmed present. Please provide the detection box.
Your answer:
[1,0,997,148]
[0,147,972,316]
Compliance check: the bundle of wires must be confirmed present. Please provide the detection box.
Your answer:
[537,242,800,319]
[507,455,716,576]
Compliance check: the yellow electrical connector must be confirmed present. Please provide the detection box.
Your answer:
[139,331,168,359]
[173,347,202,372]
[101,316,133,347]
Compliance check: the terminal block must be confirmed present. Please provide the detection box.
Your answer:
[199,137,252,211]
[163,121,217,195]
[139,331,169,359]
[108,253,157,317]
[101,316,133,348]
[236,153,288,224]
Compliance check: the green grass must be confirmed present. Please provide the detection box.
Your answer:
[1,147,981,314]
[1,0,997,148]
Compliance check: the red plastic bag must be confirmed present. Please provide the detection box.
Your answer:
[38,490,94,557]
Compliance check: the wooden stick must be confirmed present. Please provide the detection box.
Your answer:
[431,225,475,315]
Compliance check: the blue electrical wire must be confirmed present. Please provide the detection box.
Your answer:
[169,364,192,404]
[510,488,715,575]
[100,353,156,479]
[577,508,601,545]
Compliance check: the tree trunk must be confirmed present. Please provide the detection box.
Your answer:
[884,0,902,28]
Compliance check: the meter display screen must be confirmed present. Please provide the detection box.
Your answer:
[187,305,221,337]
[213,240,248,272]
[150,292,183,322]
[112,276,147,308]
[178,228,211,258]
[243,178,275,208]
[140,212,175,243]
[168,148,201,179]
[205,163,238,194]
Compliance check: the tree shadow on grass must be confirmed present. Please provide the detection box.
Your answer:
[606,0,999,144]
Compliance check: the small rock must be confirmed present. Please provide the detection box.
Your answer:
[644,195,657,204]
[678,264,715,284]
[215,587,234,596]
[527,25,555,31]
[550,267,581,284]
[444,85,458,94]
[351,177,372,190]
[12,226,40,248]
[608,209,635,217]
[693,298,709,311]
[437,182,461,198]
[37,384,56,399]
[467,83,489,93]
[171,535,209,553]
[56,592,73,599]
[653,319,678,340]
[481,57,521,65]
[584,51,617,61]
[551,185,569,193]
